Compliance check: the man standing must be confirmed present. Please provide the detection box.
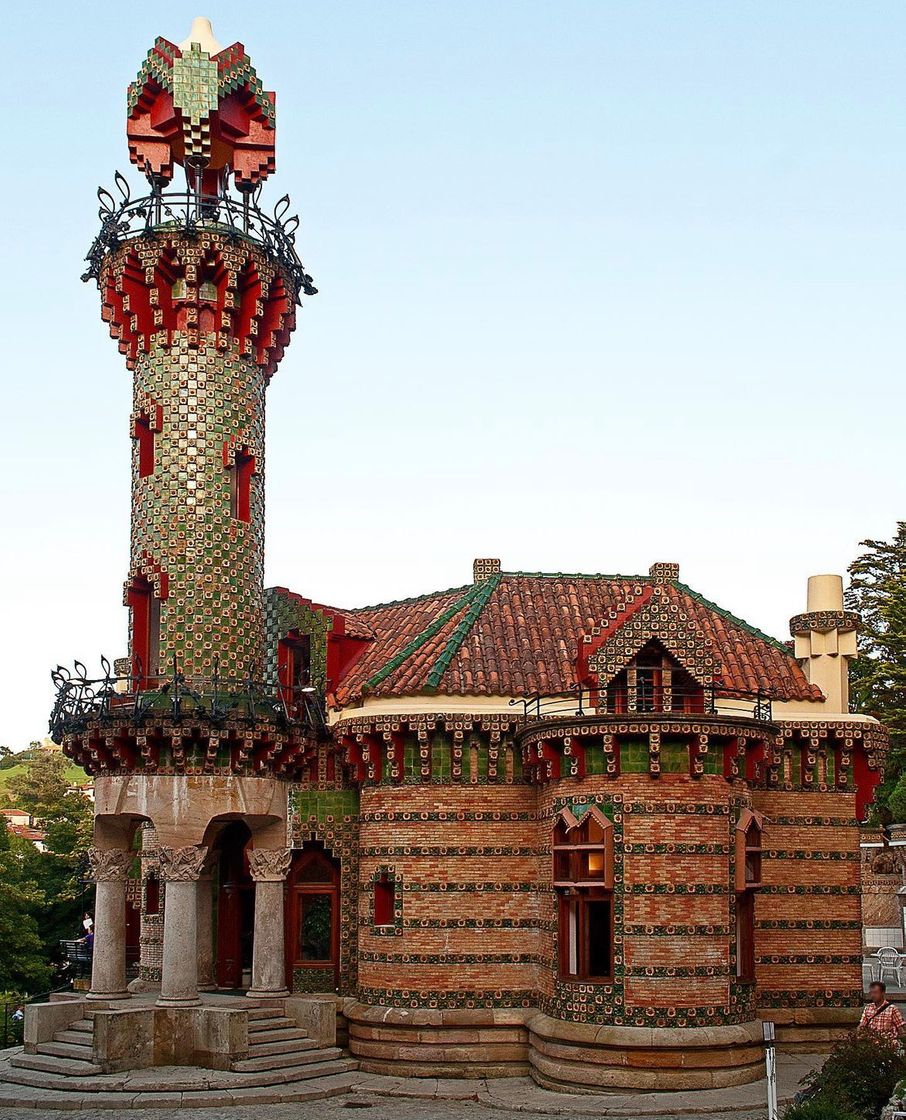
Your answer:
[858,981,905,1040]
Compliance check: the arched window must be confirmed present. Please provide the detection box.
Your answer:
[553,807,614,982]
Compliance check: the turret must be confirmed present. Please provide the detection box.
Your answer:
[53,18,319,773]
[790,573,859,713]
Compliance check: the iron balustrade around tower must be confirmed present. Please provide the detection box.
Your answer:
[81,171,317,301]
[49,656,329,744]
[510,683,774,724]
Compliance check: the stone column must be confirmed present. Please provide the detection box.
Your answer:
[197,873,216,991]
[157,845,208,1007]
[247,849,292,998]
[86,847,133,1001]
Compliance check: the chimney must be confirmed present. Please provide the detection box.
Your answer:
[649,562,680,585]
[473,558,501,583]
[789,574,859,713]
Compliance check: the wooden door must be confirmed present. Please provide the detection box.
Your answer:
[285,848,340,992]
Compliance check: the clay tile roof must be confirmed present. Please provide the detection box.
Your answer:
[328,571,821,706]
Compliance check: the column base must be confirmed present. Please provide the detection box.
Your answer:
[156,995,202,1008]
[246,988,290,1000]
[86,990,131,1001]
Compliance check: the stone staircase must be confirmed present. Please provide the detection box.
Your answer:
[11,1014,100,1076]
[0,1004,360,1108]
[231,1005,353,1078]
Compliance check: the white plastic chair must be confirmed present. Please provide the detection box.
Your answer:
[875,946,903,986]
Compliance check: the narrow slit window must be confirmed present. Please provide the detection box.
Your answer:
[128,576,161,680]
[230,449,255,522]
[135,414,155,478]
[374,874,395,926]
[145,874,160,916]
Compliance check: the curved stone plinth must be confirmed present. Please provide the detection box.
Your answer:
[764,1005,860,1051]
[344,1001,530,1079]
[345,1001,767,1091]
[526,1013,764,1092]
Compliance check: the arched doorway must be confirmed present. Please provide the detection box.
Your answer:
[215,821,254,989]
[285,846,340,992]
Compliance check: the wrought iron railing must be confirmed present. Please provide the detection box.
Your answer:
[49,656,328,743]
[510,683,774,724]
[81,171,317,301]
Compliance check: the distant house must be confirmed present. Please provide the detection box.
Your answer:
[66,782,95,803]
[1,808,33,828]
[2,811,46,852]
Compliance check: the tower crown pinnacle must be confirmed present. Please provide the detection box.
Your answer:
[179,16,222,54]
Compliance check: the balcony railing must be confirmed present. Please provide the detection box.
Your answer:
[49,656,328,743]
[510,683,774,724]
[82,171,316,301]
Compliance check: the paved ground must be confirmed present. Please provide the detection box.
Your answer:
[0,1051,822,1119]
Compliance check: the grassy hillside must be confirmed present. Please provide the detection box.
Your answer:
[0,759,89,804]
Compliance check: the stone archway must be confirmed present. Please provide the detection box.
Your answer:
[212,820,254,989]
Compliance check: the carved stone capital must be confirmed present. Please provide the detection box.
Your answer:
[87,847,133,883]
[870,849,905,876]
[248,848,292,882]
[158,845,209,882]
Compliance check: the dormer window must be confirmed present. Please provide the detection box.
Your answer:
[606,640,704,715]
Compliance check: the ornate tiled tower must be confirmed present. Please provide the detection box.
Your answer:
[50,19,320,1013]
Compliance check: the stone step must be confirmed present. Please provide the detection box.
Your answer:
[54,1029,94,1046]
[246,1036,320,1058]
[0,1069,361,1108]
[247,1027,316,1046]
[248,1015,300,1033]
[247,1007,285,1020]
[62,1019,93,1034]
[231,1043,344,1070]
[37,1041,94,1062]
[0,1057,360,1094]
[10,1052,102,1076]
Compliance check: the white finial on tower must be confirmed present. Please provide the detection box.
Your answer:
[179,17,222,55]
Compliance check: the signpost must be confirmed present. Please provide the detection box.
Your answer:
[763,1020,778,1120]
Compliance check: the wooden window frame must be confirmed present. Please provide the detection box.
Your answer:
[553,808,615,982]
[558,890,614,982]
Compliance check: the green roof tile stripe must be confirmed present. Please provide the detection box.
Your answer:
[364,585,481,691]
[674,581,792,655]
[426,573,502,690]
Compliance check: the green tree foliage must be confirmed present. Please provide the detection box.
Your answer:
[8,751,69,822]
[795,1032,906,1120]
[4,751,94,980]
[847,522,906,822]
[0,825,52,993]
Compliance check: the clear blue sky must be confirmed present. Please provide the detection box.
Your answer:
[0,2,903,748]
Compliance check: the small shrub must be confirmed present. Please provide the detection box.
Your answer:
[784,1100,860,1120]
[796,1031,906,1120]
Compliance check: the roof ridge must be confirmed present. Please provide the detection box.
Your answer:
[347,582,474,613]
[501,571,649,581]
[425,573,502,690]
[363,584,481,691]
[674,580,792,655]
